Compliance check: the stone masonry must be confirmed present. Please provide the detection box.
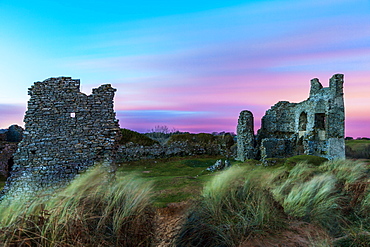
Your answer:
[237,74,345,161]
[0,125,23,177]
[1,77,121,197]
[236,111,255,162]
[0,143,17,177]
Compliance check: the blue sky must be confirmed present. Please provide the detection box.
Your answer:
[1,0,370,137]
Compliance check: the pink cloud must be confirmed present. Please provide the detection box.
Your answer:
[346,118,370,138]
[0,104,26,129]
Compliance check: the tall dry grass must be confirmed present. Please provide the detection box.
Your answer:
[319,159,368,184]
[0,165,154,246]
[144,158,369,246]
[280,174,341,231]
[176,166,285,247]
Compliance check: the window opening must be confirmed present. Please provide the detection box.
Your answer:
[7,157,14,178]
[299,112,307,131]
[314,113,326,130]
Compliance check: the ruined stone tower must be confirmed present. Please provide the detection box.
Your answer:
[1,77,121,197]
[237,74,345,161]
[237,110,255,161]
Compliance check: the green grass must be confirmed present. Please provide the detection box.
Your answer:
[117,156,225,207]
[286,155,328,167]
[346,139,370,149]
[345,139,370,159]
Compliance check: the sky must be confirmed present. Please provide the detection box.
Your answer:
[0,0,369,137]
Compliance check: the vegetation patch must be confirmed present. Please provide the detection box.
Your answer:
[346,139,370,159]
[119,128,159,146]
[176,158,370,246]
[1,156,369,246]
[0,165,154,246]
[167,133,218,145]
[118,156,225,207]
[176,166,286,246]
[182,159,218,168]
[285,155,328,167]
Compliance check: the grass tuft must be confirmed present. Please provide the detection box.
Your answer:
[0,165,154,246]
[281,174,341,229]
[319,159,368,184]
[176,166,285,246]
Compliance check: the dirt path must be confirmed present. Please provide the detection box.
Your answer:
[153,201,190,247]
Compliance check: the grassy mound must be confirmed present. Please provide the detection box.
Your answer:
[262,155,328,167]
[285,154,328,166]
[119,128,159,146]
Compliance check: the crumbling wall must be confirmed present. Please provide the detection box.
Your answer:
[0,143,17,177]
[237,74,345,161]
[236,110,255,161]
[2,77,121,197]
[0,125,23,177]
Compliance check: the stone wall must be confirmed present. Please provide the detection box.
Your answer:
[117,140,235,163]
[0,143,18,177]
[1,77,121,197]
[237,74,345,161]
[0,125,23,177]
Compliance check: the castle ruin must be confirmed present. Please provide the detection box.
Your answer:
[237,74,345,161]
[1,77,121,197]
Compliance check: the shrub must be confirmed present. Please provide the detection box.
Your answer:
[0,165,154,246]
[119,128,159,146]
